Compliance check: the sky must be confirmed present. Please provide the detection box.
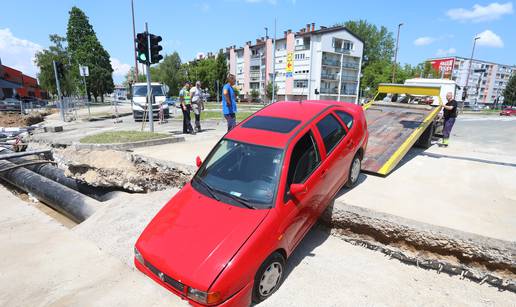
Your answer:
[1,0,514,83]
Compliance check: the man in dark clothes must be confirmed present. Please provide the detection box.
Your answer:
[441,92,458,147]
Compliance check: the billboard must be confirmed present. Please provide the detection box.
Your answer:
[429,58,455,79]
[286,52,293,78]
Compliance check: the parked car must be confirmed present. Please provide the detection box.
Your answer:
[0,98,22,113]
[500,106,516,116]
[134,100,368,306]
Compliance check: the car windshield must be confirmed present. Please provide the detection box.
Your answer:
[193,139,283,208]
[133,85,164,97]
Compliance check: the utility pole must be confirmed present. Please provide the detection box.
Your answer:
[145,22,154,132]
[271,18,276,103]
[131,0,139,80]
[392,23,403,83]
[463,36,480,111]
[52,60,65,122]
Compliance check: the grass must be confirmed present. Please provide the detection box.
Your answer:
[199,111,254,122]
[80,130,169,144]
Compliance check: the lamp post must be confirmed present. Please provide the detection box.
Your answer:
[131,0,138,80]
[392,23,403,83]
[463,36,481,106]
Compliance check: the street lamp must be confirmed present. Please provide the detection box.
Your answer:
[462,36,480,112]
[392,23,403,83]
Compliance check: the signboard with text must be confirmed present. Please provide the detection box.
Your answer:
[286,52,293,78]
[429,58,455,79]
[79,65,89,77]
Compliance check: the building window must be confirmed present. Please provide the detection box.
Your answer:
[333,38,353,53]
[294,80,308,88]
[294,53,305,60]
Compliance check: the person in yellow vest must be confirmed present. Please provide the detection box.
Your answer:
[179,81,194,134]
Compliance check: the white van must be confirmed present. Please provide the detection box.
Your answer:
[131,82,169,120]
[404,78,458,105]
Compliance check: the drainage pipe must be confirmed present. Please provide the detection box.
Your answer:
[0,159,99,223]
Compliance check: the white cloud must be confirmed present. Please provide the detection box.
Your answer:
[446,2,513,22]
[476,30,504,47]
[0,28,42,77]
[245,0,278,4]
[436,48,457,57]
[110,57,131,78]
[197,2,210,12]
[414,36,436,46]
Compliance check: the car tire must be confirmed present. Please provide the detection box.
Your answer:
[345,154,361,188]
[252,252,285,304]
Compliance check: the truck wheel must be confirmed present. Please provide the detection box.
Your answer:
[252,252,285,303]
[345,154,361,188]
[416,122,435,149]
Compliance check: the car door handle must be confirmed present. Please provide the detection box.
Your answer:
[346,140,354,149]
[321,169,327,178]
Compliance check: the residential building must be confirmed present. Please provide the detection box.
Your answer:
[226,23,364,103]
[0,59,47,100]
[427,57,515,105]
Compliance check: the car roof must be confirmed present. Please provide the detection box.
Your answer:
[225,100,361,149]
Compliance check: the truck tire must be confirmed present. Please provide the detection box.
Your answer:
[416,122,435,149]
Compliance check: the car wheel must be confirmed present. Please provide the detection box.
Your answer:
[252,252,285,303]
[345,154,361,188]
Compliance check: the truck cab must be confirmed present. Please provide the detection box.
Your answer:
[131,82,169,121]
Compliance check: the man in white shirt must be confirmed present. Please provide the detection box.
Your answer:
[190,81,204,132]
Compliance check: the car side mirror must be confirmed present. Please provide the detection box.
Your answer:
[195,156,202,168]
[290,183,307,199]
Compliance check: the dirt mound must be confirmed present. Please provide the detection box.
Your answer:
[0,111,52,127]
[54,148,195,192]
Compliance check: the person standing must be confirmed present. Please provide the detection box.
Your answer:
[190,81,204,132]
[441,92,458,147]
[222,74,237,132]
[179,81,194,134]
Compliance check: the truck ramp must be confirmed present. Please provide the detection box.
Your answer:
[362,102,440,176]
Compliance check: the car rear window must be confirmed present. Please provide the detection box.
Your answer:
[242,116,301,133]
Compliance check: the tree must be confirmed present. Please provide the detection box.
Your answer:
[66,6,114,102]
[148,52,183,96]
[214,51,228,95]
[34,34,75,97]
[336,20,395,96]
[250,89,259,100]
[265,81,278,100]
[503,74,516,106]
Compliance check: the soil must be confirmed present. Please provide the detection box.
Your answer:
[0,111,54,127]
[54,148,195,192]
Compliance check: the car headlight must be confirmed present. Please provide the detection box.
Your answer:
[187,287,221,305]
[134,247,144,264]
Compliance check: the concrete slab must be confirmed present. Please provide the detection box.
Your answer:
[335,115,516,241]
[0,185,187,307]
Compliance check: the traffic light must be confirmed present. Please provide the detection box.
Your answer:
[55,61,65,80]
[149,34,163,64]
[135,32,149,64]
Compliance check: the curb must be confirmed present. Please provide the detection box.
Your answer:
[322,202,516,273]
[72,136,185,151]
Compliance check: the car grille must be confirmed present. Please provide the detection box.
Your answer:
[144,260,185,292]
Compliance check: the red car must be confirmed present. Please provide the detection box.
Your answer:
[500,107,516,116]
[134,100,368,306]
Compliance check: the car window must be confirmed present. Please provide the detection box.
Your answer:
[285,132,320,200]
[335,110,354,129]
[316,114,346,154]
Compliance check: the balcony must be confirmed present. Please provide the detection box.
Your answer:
[341,76,358,82]
[295,44,310,51]
[321,73,338,81]
[322,58,341,67]
[342,62,360,69]
[320,88,339,95]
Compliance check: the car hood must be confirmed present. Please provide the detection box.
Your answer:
[136,184,269,289]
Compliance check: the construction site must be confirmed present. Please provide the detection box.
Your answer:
[0,84,515,306]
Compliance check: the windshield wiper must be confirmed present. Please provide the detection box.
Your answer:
[217,191,256,210]
[194,177,220,201]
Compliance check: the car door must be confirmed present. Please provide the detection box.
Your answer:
[279,129,325,252]
[313,111,352,212]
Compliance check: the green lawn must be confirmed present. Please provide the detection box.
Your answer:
[80,130,169,144]
[199,111,254,121]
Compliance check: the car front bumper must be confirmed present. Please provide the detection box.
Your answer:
[134,258,253,307]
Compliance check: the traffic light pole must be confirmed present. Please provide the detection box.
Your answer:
[52,60,65,122]
[145,22,154,132]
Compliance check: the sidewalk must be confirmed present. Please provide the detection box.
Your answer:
[0,185,187,307]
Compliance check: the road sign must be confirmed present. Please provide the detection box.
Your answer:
[79,65,89,77]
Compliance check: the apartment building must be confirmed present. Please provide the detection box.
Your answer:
[226,23,364,103]
[427,57,515,105]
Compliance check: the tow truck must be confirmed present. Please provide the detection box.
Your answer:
[360,83,449,176]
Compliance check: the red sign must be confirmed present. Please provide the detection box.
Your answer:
[429,58,455,78]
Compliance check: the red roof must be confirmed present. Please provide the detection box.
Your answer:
[226,100,360,148]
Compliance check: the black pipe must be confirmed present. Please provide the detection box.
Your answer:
[0,159,99,223]
[1,148,111,201]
